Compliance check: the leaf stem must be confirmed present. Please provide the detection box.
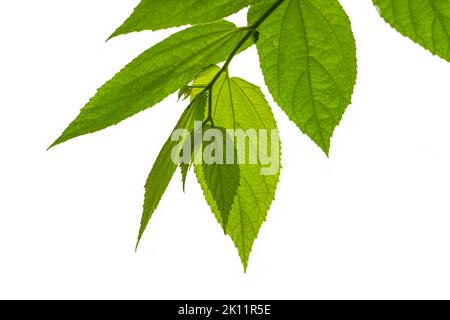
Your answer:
[203,87,215,127]
[206,0,285,90]
[191,0,285,120]
[208,88,215,127]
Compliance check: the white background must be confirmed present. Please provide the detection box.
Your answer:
[1,0,450,299]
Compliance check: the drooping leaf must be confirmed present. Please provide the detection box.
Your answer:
[373,0,450,62]
[178,94,207,192]
[109,0,255,38]
[193,66,281,270]
[51,21,252,148]
[248,0,357,155]
[137,95,205,246]
[202,126,240,229]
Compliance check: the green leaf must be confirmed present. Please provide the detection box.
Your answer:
[180,164,189,192]
[202,126,240,229]
[178,94,207,192]
[110,0,255,38]
[51,21,251,148]
[373,0,450,62]
[248,0,357,155]
[193,66,281,270]
[137,95,205,246]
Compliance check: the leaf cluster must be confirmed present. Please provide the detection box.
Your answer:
[51,0,450,269]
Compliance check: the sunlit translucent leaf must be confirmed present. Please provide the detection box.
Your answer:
[249,0,357,154]
[51,21,251,148]
[193,66,281,270]
[202,126,240,229]
[137,95,205,246]
[374,0,450,62]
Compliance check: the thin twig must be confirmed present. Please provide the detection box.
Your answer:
[190,0,285,121]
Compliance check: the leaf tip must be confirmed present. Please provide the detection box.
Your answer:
[242,261,248,273]
[47,138,61,151]
[312,138,331,158]
[106,30,119,42]
[46,144,55,151]
[135,236,142,252]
